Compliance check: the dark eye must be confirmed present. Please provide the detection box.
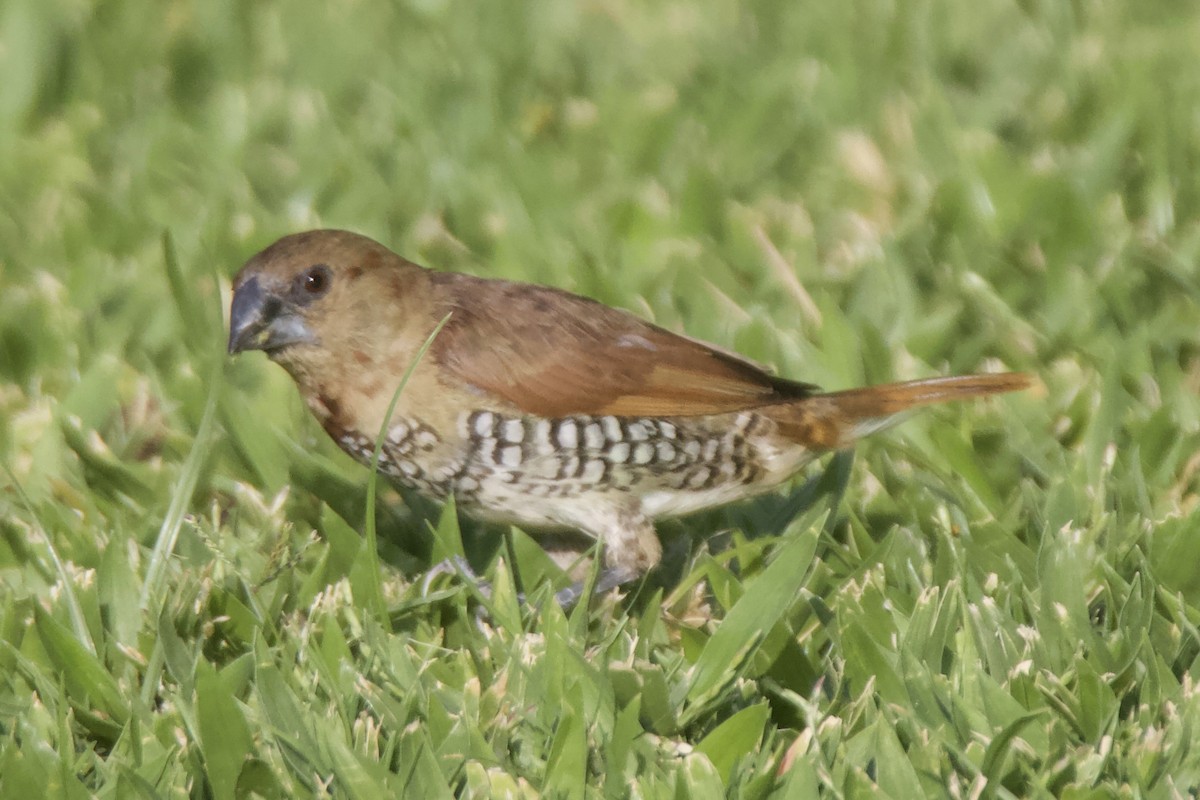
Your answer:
[301,265,331,298]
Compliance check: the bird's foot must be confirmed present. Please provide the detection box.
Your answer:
[551,565,639,608]
[421,555,491,597]
[423,557,640,610]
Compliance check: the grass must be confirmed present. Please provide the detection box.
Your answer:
[3,0,1200,795]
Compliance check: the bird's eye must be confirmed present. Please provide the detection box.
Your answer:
[301,265,331,298]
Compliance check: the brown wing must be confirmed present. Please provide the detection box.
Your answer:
[429,273,815,417]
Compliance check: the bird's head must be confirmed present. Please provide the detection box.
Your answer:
[228,229,425,386]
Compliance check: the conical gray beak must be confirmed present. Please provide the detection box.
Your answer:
[228,276,267,354]
[228,276,314,355]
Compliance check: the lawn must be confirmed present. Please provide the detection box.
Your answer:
[3,0,1200,796]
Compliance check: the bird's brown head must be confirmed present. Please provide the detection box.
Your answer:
[228,229,425,387]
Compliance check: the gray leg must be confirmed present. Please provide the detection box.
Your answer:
[548,499,660,607]
[425,499,661,609]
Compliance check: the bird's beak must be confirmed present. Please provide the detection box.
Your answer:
[227,276,315,354]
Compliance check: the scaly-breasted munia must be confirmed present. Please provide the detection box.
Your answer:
[228,230,1029,590]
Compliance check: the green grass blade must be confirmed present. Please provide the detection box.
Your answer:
[140,357,222,613]
[34,606,127,725]
[361,312,453,625]
[681,511,823,710]
[196,660,254,800]
[694,701,770,785]
[2,466,94,655]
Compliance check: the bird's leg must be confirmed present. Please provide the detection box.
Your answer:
[548,500,659,608]
[423,502,660,609]
[599,505,663,577]
[423,552,615,610]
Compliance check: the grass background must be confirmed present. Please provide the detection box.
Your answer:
[3,0,1200,796]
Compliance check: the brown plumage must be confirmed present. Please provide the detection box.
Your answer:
[228,229,1030,589]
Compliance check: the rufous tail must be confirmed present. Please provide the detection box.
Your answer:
[772,373,1032,449]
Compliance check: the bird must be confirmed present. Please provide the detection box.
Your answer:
[228,229,1030,595]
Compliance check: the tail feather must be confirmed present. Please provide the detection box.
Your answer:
[772,372,1031,449]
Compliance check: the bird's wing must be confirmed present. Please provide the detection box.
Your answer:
[429,275,815,418]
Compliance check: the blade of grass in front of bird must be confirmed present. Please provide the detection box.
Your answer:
[3,467,94,654]
[141,356,222,612]
[142,233,227,613]
[362,313,454,628]
[163,231,224,357]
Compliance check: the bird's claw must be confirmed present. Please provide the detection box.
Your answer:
[421,554,489,597]
[423,555,638,611]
